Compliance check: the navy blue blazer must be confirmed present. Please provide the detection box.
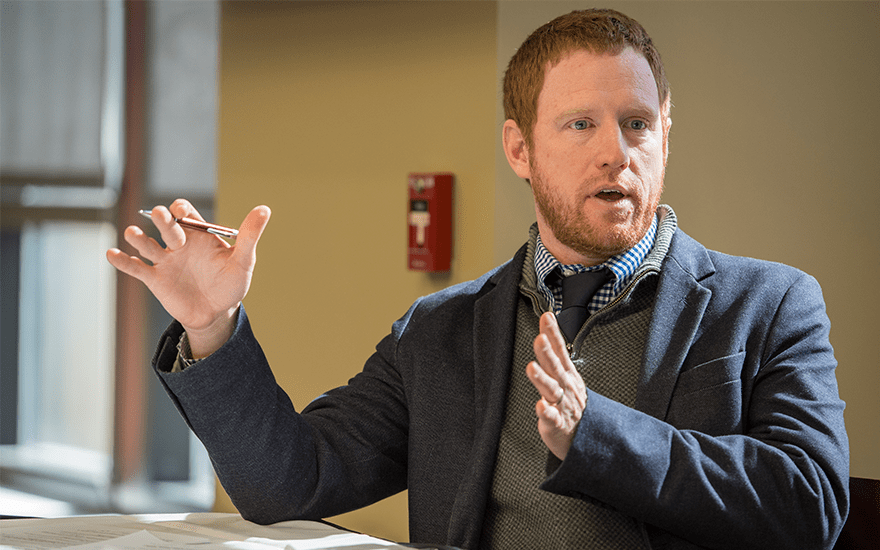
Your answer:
[154,228,849,549]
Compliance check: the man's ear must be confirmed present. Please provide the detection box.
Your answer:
[661,99,672,167]
[503,119,532,180]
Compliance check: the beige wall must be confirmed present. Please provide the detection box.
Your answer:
[496,0,879,483]
[216,0,879,541]
[215,0,497,541]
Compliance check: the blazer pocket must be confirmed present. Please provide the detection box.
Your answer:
[674,351,746,396]
[666,351,747,434]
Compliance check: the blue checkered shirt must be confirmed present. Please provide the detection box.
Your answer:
[535,215,658,315]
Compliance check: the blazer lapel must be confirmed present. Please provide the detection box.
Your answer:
[635,230,715,420]
[445,245,526,549]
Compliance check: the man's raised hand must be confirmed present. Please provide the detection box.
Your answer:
[106,199,271,358]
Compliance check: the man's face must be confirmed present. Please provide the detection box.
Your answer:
[505,47,670,265]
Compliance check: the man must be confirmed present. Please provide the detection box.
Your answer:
[107,9,849,550]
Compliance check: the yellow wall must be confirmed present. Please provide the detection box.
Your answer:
[215,0,498,541]
[215,0,879,541]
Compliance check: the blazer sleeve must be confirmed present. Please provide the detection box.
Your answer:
[541,271,849,550]
[152,306,410,525]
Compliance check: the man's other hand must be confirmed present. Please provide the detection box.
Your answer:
[527,311,587,460]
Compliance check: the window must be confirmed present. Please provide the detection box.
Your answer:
[1,0,218,516]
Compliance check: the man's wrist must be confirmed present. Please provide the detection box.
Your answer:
[176,332,202,370]
[182,305,239,359]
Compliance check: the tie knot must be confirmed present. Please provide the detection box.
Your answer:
[560,268,610,309]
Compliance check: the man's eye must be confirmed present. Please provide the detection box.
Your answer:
[628,120,647,130]
[570,120,589,130]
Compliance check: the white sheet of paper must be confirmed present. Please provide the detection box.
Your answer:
[0,516,140,549]
[0,513,408,550]
[60,529,213,549]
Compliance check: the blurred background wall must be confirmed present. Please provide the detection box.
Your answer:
[214,0,497,540]
[2,0,877,543]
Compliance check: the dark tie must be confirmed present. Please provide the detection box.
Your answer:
[556,269,610,342]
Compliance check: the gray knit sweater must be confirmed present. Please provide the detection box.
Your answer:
[480,208,677,550]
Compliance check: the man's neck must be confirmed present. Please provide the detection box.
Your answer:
[535,222,619,267]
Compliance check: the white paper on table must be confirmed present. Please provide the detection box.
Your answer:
[0,513,409,550]
[60,529,215,549]
[0,516,141,550]
[142,515,404,549]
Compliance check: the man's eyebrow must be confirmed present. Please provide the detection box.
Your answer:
[626,105,661,121]
[553,108,593,125]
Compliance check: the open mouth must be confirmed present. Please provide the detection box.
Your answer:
[595,189,625,201]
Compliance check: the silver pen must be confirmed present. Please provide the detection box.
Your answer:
[138,210,239,238]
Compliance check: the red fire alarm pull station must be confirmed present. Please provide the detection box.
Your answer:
[408,173,453,272]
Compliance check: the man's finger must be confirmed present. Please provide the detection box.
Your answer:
[169,198,205,222]
[539,312,584,394]
[535,398,564,428]
[232,205,272,267]
[540,312,570,365]
[106,248,153,284]
[527,359,563,405]
[123,225,165,263]
[534,322,568,382]
[150,205,187,250]
[533,313,587,408]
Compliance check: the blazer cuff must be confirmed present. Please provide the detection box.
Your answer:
[152,305,244,374]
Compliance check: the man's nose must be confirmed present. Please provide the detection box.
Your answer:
[594,125,629,172]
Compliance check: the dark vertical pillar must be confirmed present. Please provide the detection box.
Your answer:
[113,0,149,486]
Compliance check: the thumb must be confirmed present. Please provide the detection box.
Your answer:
[233,205,271,265]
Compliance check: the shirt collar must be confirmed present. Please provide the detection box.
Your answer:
[534,215,658,309]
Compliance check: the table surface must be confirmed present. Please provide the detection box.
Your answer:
[0,512,421,550]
